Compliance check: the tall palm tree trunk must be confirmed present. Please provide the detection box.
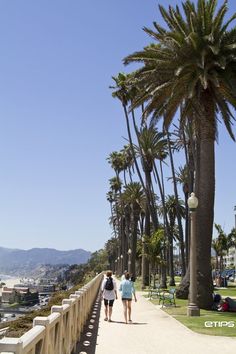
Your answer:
[166,131,186,276]
[131,217,139,278]
[153,161,172,286]
[123,104,158,230]
[131,109,159,230]
[195,98,215,309]
[143,207,150,286]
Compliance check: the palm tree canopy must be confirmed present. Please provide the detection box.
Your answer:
[109,176,122,193]
[121,144,134,170]
[110,72,137,106]
[160,195,185,225]
[122,182,146,216]
[134,126,168,172]
[175,165,189,194]
[228,227,236,247]
[213,223,229,256]
[107,151,126,175]
[124,0,236,139]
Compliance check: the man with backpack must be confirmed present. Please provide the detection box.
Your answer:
[101,270,118,322]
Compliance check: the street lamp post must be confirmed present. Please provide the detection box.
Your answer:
[120,254,123,274]
[187,192,200,317]
[128,248,132,273]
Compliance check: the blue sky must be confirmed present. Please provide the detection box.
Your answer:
[0,0,235,252]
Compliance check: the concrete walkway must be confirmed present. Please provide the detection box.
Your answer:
[95,282,236,354]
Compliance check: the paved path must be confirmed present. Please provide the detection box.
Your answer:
[95,282,236,354]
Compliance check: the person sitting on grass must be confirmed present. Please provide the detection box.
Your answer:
[212,293,222,311]
[218,298,229,312]
[224,297,236,312]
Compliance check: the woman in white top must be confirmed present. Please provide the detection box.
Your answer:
[101,270,118,322]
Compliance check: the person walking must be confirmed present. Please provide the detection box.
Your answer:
[119,272,137,324]
[101,270,118,322]
[121,270,127,281]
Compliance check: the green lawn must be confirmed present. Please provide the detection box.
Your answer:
[215,286,236,298]
[133,276,182,291]
[149,297,236,337]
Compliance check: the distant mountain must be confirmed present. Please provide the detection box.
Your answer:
[0,247,91,275]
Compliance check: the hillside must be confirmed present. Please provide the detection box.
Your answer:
[0,247,91,275]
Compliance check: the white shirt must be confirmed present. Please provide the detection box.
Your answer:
[101,277,117,300]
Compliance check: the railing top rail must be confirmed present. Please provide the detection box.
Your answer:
[21,326,45,348]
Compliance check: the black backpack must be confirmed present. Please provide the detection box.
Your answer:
[105,277,114,290]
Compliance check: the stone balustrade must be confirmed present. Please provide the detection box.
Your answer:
[0,272,103,354]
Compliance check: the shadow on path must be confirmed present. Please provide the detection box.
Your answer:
[109,321,147,325]
[75,294,101,354]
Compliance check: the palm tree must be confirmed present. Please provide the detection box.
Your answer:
[166,132,186,276]
[175,165,190,265]
[228,227,236,248]
[122,182,145,278]
[161,195,185,286]
[124,0,236,309]
[111,73,159,231]
[135,126,169,286]
[107,151,125,179]
[213,223,228,274]
[145,229,165,288]
[105,237,119,272]
[121,144,135,184]
[108,176,124,271]
[134,126,168,207]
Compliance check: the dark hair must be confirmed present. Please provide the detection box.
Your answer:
[125,272,130,280]
[213,294,221,303]
[106,270,112,277]
[130,276,135,282]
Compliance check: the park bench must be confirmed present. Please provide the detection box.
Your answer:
[159,288,176,307]
[148,285,161,299]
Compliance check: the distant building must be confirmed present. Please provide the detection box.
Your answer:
[2,287,38,304]
[14,282,55,295]
[1,288,18,303]
[223,247,236,268]
[37,284,55,294]
[2,287,28,303]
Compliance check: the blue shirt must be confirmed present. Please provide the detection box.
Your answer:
[119,279,135,299]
